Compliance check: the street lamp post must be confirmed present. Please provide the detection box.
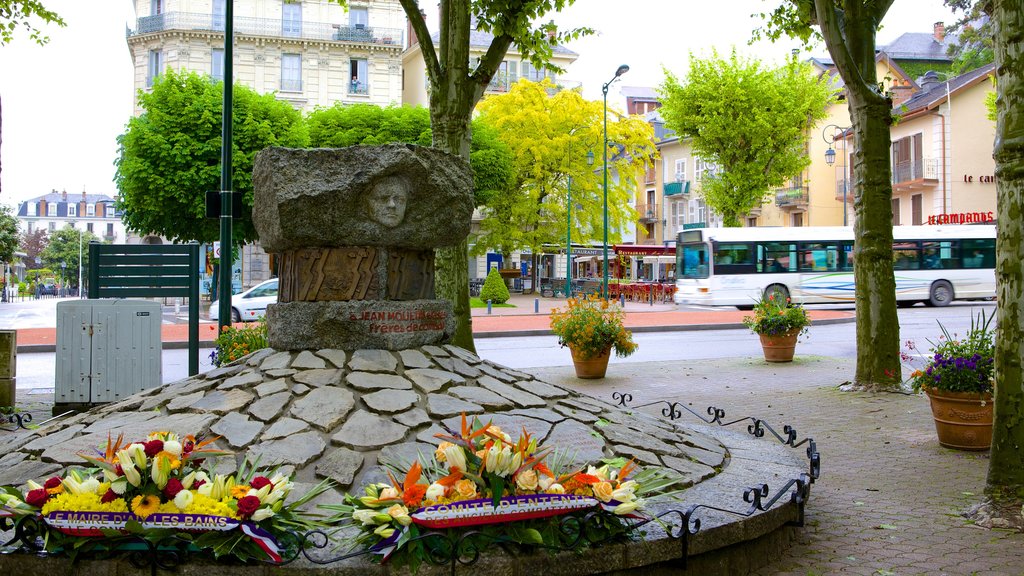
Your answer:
[60,262,66,297]
[602,64,629,299]
[78,228,83,298]
[823,124,851,226]
[566,151,596,299]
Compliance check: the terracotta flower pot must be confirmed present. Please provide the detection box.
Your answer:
[924,388,993,450]
[569,345,611,379]
[758,329,800,363]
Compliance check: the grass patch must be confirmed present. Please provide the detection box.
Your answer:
[471,297,516,308]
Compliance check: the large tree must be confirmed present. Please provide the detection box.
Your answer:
[983,0,1024,529]
[307,103,514,207]
[658,50,834,226]
[0,1,65,197]
[475,78,655,288]
[945,0,994,75]
[758,1,901,390]
[380,0,592,352]
[38,226,98,289]
[115,69,309,246]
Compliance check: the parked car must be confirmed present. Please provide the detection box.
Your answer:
[38,283,58,296]
[208,279,278,323]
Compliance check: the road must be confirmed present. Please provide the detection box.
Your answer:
[2,296,994,392]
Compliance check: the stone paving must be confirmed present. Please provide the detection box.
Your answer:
[532,355,1024,576]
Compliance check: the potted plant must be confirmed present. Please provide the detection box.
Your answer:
[904,310,995,450]
[550,294,638,379]
[742,292,811,362]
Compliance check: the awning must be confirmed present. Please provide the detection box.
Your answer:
[574,255,599,264]
[613,245,674,256]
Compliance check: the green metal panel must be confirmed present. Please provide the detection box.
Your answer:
[96,276,191,288]
[664,181,690,196]
[96,265,193,277]
[96,254,192,266]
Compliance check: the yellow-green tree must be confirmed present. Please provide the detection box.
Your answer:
[476,78,656,290]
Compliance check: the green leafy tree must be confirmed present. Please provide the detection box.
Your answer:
[306,103,514,207]
[0,205,19,269]
[479,267,510,304]
[476,78,656,289]
[115,69,309,246]
[757,0,902,391]
[19,228,47,268]
[658,50,834,226]
[945,0,994,75]
[39,226,99,289]
[352,0,593,353]
[986,0,1024,529]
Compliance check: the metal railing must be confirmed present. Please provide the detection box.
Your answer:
[128,12,403,46]
[281,79,302,92]
[635,203,659,222]
[775,186,809,208]
[892,157,939,184]
[349,80,369,95]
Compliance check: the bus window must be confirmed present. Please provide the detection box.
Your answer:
[922,241,956,269]
[680,244,709,278]
[798,243,840,272]
[761,242,796,272]
[713,243,753,265]
[841,243,855,271]
[962,238,995,268]
[893,242,921,270]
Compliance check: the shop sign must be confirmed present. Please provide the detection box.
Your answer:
[927,211,995,225]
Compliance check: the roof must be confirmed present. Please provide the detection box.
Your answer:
[900,62,995,116]
[427,29,578,57]
[17,191,118,218]
[878,31,956,62]
[620,86,659,100]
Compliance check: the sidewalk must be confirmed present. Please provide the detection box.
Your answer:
[11,294,855,351]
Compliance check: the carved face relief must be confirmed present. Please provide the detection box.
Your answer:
[367,176,409,227]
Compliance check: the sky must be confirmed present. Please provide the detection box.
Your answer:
[0,0,961,209]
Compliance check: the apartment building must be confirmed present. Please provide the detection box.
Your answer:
[16,190,126,242]
[127,0,406,115]
[401,20,578,107]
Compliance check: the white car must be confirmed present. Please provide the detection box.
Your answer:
[208,279,278,323]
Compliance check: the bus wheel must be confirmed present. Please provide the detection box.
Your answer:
[764,284,790,303]
[928,280,953,307]
[736,305,754,311]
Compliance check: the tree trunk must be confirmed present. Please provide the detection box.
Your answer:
[848,91,901,389]
[430,84,477,352]
[987,0,1024,501]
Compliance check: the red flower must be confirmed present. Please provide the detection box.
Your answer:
[144,440,164,457]
[163,478,184,499]
[236,495,261,518]
[192,479,206,489]
[250,476,273,491]
[114,463,124,476]
[101,489,119,504]
[25,489,49,508]
[43,477,62,490]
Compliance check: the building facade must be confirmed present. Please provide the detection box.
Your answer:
[127,0,406,115]
[17,190,126,243]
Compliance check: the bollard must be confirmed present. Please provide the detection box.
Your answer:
[534,298,539,314]
[619,294,625,308]
[0,330,15,408]
[487,299,492,314]
[650,286,654,307]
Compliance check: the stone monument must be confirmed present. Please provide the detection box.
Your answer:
[252,144,474,351]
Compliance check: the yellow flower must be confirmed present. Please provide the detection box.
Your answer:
[515,469,539,491]
[230,484,252,499]
[592,481,614,502]
[454,479,478,499]
[131,494,161,518]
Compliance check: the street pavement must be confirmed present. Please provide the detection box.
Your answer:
[5,295,1024,574]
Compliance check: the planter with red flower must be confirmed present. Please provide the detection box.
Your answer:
[0,431,332,563]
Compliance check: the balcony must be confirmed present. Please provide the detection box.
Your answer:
[775,186,810,208]
[485,73,578,93]
[663,181,690,197]
[349,80,369,95]
[635,203,659,223]
[128,12,403,46]
[892,157,939,191]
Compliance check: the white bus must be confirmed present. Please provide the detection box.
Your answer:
[674,225,996,309]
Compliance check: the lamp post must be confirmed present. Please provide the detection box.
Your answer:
[60,261,66,297]
[78,227,83,298]
[602,64,629,299]
[823,124,851,226]
[566,151,596,298]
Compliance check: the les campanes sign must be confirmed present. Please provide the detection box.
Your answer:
[927,211,995,225]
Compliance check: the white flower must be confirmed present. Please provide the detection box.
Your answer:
[352,509,378,526]
[547,483,565,495]
[197,483,213,497]
[162,440,183,458]
[442,444,468,472]
[379,486,400,501]
[251,508,275,521]
[538,475,555,491]
[425,482,446,502]
[173,490,194,510]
